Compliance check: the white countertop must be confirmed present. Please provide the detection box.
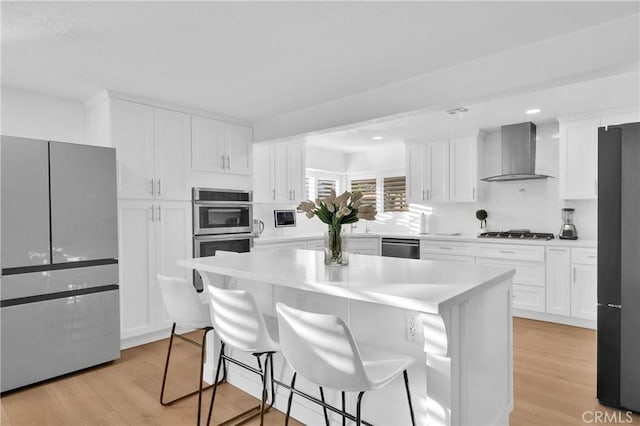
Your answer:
[179,249,515,314]
[254,231,597,248]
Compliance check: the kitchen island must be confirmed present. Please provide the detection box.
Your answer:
[179,249,515,426]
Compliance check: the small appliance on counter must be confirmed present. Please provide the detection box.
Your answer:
[559,208,578,240]
[253,219,265,237]
[274,210,296,228]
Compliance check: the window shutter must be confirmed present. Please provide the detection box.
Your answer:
[351,178,377,207]
[317,179,337,199]
[383,176,408,212]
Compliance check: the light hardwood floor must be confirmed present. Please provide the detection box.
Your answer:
[1,318,638,425]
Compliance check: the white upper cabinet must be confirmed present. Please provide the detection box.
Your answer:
[449,136,478,202]
[406,134,479,203]
[406,144,425,204]
[191,115,225,172]
[111,99,155,200]
[191,116,252,175]
[559,118,599,200]
[253,142,305,204]
[559,110,638,200]
[154,108,191,200]
[110,99,191,201]
[425,140,450,202]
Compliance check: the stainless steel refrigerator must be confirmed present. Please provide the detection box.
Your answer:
[597,122,640,412]
[1,136,120,392]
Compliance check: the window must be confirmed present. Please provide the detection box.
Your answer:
[350,178,377,207]
[383,176,408,212]
[317,179,337,199]
[305,176,316,201]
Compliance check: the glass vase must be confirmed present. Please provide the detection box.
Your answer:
[324,225,348,266]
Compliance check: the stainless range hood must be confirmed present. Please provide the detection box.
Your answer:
[481,122,551,182]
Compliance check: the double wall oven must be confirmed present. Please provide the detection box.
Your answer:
[192,188,253,290]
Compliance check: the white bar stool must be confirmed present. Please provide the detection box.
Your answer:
[276,302,416,426]
[157,275,217,426]
[205,285,279,426]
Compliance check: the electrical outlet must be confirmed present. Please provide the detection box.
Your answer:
[406,312,418,343]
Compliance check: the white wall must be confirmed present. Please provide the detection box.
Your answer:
[1,87,86,143]
[306,146,346,172]
[346,142,405,173]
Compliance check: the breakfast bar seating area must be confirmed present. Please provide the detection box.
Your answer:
[179,248,516,426]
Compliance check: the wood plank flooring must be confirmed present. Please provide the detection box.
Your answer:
[1,318,638,425]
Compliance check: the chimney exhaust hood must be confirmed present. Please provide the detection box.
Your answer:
[481,122,551,182]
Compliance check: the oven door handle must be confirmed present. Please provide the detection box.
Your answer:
[194,235,254,243]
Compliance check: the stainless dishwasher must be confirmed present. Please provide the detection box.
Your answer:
[381,238,420,259]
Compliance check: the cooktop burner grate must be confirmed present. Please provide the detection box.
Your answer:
[478,230,555,240]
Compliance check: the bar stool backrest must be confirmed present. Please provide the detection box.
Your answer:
[276,302,370,391]
[158,274,211,329]
[207,285,277,353]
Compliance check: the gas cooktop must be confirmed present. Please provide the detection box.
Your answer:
[478,230,555,241]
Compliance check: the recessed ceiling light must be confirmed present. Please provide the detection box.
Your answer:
[526,108,541,115]
[372,136,384,140]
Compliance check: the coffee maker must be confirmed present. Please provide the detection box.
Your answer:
[559,208,578,240]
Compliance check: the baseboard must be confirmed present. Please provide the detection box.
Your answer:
[513,309,596,329]
[120,329,170,350]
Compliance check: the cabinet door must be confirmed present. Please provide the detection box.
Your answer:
[225,123,252,175]
[287,143,306,203]
[111,99,155,200]
[253,143,276,202]
[154,108,191,201]
[572,264,597,320]
[425,140,449,202]
[191,115,226,173]
[273,143,291,203]
[545,248,571,316]
[118,201,157,339]
[449,136,477,202]
[559,118,599,200]
[406,144,425,203]
[155,201,192,329]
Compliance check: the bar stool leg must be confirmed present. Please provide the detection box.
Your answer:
[341,391,346,426]
[256,355,267,426]
[319,387,330,426]
[403,370,416,426]
[196,328,213,426]
[355,392,365,426]
[268,353,276,409]
[160,323,177,405]
[285,372,297,426]
[206,343,226,426]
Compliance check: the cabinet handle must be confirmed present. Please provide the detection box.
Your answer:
[292,189,296,200]
[438,247,453,250]
[222,155,226,170]
[150,179,155,196]
[422,189,425,200]
[426,189,430,200]
[547,248,567,252]
[157,179,161,196]
[157,205,161,221]
[272,189,276,200]
[572,267,576,283]
[473,187,476,199]
[499,250,515,254]
[587,255,597,259]
[151,205,155,222]
[607,304,622,310]
[226,155,231,171]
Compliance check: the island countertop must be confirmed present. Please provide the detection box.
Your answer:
[179,248,515,314]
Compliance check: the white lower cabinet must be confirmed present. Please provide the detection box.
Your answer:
[545,248,571,316]
[348,237,380,256]
[420,240,475,263]
[571,249,597,321]
[476,244,546,313]
[118,200,192,342]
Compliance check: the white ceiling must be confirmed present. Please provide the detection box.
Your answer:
[304,71,640,153]
[2,1,638,123]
